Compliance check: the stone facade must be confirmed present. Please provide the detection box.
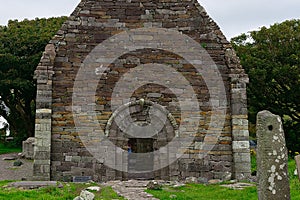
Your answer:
[33,0,250,182]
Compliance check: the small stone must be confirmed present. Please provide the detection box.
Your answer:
[86,186,101,192]
[198,177,208,184]
[185,177,198,183]
[3,156,17,161]
[73,196,84,200]
[13,160,23,166]
[170,194,177,199]
[147,180,162,190]
[208,179,222,184]
[172,181,185,188]
[58,182,64,188]
[8,181,61,189]
[222,172,232,181]
[220,182,255,190]
[80,190,95,200]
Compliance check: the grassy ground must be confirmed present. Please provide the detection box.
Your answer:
[0,143,21,155]
[287,159,300,199]
[147,156,300,200]
[1,145,299,199]
[147,183,257,200]
[0,181,124,200]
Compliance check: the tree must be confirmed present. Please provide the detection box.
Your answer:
[231,19,300,152]
[0,17,67,143]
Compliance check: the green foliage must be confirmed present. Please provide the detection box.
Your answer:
[231,19,300,152]
[0,17,67,143]
[250,153,257,174]
[0,142,21,154]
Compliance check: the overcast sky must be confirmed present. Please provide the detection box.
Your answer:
[0,0,299,39]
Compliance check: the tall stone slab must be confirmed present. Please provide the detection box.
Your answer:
[257,110,290,200]
[294,155,300,181]
[22,137,36,159]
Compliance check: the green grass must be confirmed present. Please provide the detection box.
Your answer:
[146,183,257,200]
[147,157,300,200]
[0,143,21,155]
[0,181,124,200]
[250,153,257,174]
[287,159,300,200]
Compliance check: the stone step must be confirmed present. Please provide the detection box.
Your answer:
[8,181,63,189]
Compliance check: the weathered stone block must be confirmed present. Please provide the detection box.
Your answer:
[232,141,249,151]
[22,137,36,159]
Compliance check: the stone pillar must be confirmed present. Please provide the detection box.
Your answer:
[257,110,290,200]
[230,74,251,180]
[33,44,55,181]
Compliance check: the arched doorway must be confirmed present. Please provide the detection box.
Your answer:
[105,99,178,180]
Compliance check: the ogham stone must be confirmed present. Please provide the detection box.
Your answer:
[257,110,290,200]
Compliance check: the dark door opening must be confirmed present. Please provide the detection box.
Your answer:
[128,138,154,153]
[128,138,154,180]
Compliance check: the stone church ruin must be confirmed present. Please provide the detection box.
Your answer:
[33,0,251,182]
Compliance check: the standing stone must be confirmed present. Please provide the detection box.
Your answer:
[294,155,300,181]
[256,110,290,200]
[22,137,35,159]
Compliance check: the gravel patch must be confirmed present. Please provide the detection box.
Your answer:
[0,153,33,181]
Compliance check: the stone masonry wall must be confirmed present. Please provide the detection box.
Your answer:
[33,44,56,180]
[34,0,250,181]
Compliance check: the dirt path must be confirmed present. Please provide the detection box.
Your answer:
[0,153,33,181]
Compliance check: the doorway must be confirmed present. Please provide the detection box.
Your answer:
[127,138,154,179]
